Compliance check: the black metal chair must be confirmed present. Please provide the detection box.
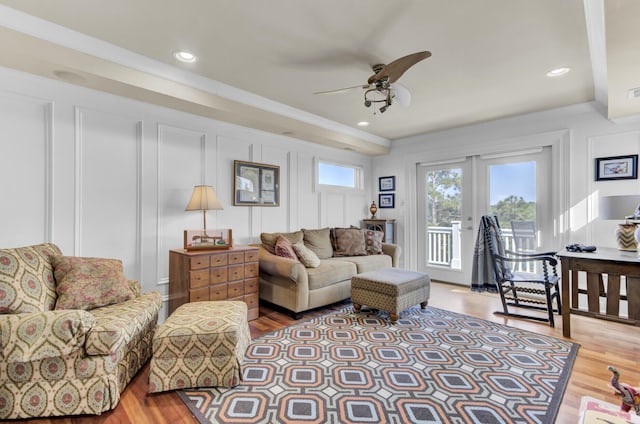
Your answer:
[482,215,561,327]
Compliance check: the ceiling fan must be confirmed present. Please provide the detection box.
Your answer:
[314,51,431,113]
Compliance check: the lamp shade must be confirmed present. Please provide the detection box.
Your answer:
[185,185,223,211]
[599,195,640,220]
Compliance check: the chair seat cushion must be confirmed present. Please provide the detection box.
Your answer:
[85,292,163,355]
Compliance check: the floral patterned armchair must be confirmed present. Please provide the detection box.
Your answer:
[0,243,162,419]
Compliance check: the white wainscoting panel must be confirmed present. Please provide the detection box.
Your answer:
[297,152,320,229]
[74,108,142,278]
[325,193,346,228]
[260,146,290,234]
[0,92,52,248]
[157,124,208,285]
[217,135,255,244]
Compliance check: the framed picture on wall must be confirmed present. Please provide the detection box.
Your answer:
[233,160,280,206]
[595,154,638,181]
[379,176,395,191]
[379,193,395,208]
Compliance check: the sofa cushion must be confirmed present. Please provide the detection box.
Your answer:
[364,229,384,255]
[0,243,62,314]
[52,256,135,310]
[329,254,392,274]
[261,231,303,254]
[306,260,357,290]
[85,291,163,355]
[275,235,298,261]
[293,242,321,268]
[332,228,367,257]
[302,228,333,259]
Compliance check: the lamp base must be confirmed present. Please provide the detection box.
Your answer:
[616,223,638,251]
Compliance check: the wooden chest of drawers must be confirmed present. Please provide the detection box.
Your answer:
[168,246,260,320]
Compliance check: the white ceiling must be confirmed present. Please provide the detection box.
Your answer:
[0,0,638,155]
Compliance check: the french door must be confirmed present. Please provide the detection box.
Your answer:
[416,147,553,285]
[416,158,474,284]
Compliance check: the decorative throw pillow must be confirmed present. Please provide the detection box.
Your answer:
[302,228,333,259]
[51,256,135,310]
[364,230,384,255]
[292,242,321,268]
[261,231,303,254]
[0,243,62,314]
[333,228,367,257]
[275,235,298,261]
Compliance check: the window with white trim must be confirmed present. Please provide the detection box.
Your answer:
[317,160,363,189]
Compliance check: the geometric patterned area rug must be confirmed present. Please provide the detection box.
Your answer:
[178,305,579,424]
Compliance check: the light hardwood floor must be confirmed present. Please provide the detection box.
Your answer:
[14,281,640,423]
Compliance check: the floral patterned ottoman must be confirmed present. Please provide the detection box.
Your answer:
[147,301,251,393]
[351,268,430,322]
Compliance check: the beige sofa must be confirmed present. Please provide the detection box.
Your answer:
[254,227,400,318]
[0,243,162,419]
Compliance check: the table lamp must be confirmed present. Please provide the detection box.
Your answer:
[599,195,640,251]
[185,185,223,231]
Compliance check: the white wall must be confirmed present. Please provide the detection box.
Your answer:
[0,66,372,320]
[374,102,640,269]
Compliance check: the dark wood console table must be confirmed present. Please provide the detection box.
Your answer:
[557,247,640,338]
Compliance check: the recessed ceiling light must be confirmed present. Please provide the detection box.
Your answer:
[357,121,369,127]
[546,67,571,77]
[174,51,197,63]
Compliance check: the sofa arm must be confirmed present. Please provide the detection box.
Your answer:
[0,310,95,363]
[382,243,401,267]
[256,245,307,284]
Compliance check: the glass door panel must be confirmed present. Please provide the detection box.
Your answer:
[417,159,473,284]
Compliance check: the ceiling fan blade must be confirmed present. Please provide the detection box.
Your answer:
[390,83,411,107]
[313,84,369,95]
[367,51,431,84]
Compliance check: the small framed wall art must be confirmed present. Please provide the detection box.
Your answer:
[233,160,280,206]
[379,176,395,192]
[379,193,395,208]
[595,154,638,181]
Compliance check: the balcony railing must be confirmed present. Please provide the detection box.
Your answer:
[427,221,535,272]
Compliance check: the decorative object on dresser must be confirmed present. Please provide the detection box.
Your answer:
[378,175,395,191]
[168,246,260,320]
[599,195,640,250]
[184,185,229,250]
[233,160,280,206]
[362,218,396,243]
[184,228,233,251]
[595,154,638,181]
[369,200,377,218]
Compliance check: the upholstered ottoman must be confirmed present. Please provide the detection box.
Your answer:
[351,268,430,322]
[148,301,251,393]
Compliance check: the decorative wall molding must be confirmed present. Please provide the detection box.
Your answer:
[155,124,207,286]
[73,107,143,277]
[0,91,54,246]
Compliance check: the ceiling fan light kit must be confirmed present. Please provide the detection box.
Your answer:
[315,51,431,114]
